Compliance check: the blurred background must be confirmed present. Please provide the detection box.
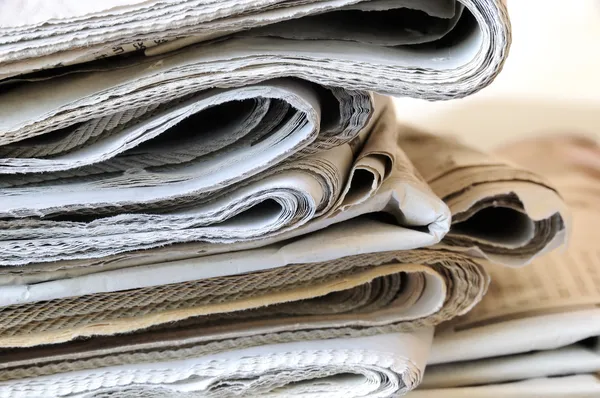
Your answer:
[393,0,600,150]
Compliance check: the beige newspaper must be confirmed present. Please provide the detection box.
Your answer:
[0,216,487,395]
[397,127,569,266]
[430,135,600,365]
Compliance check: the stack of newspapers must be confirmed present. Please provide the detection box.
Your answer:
[0,0,586,397]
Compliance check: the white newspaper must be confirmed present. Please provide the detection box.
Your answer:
[0,330,433,398]
[0,0,510,100]
[0,121,569,283]
[0,1,514,271]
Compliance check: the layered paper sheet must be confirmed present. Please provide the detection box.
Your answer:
[0,97,456,266]
[0,238,482,381]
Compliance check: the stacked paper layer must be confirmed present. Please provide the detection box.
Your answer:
[0,0,576,397]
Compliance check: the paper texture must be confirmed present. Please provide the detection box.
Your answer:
[430,307,600,365]
[0,218,455,306]
[0,106,572,397]
[0,121,569,280]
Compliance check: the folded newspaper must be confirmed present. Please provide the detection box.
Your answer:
[0,225,492,347]
[396,128,569,266]
[1,95,458,267]
[0,236,485,392]
[421,135,600,395]
[0,331,435,397]
[423,339,600,390]
[0,0,510,100]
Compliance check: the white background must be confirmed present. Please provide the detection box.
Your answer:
[393,0,600,149]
